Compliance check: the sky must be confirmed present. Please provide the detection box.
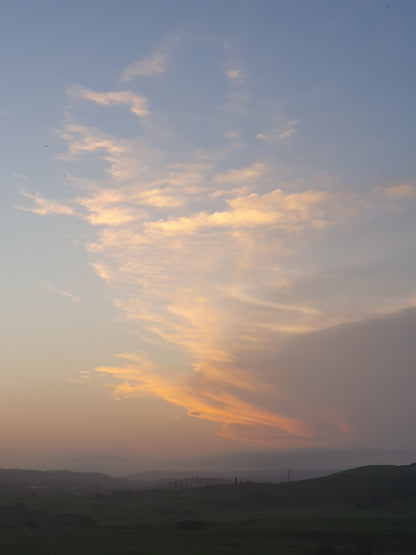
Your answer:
[1,0,416,474]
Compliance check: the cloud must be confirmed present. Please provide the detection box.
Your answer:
[56,120,159,184]
[120,34,180,81]
[224,130,240,141]
[22,113,363,445]
[215,40,251,114]
[16,191,74,216]
[220,38,249,86]
[57,121,126,159]
[214,162,266,185]
[382,183,416,199]
[68,86,149,118]
[224,68,247,85]
[20,39,416,451]
[144,188,355,237]
[257,119,299,143]
[94,352,309,444]
[75,190,141,226]
[42,282,80,303]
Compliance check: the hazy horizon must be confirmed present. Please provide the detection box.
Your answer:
[1,1,416,476]
[1,446,415,479]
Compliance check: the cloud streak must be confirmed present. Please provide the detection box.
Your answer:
[257,119,299,143]
[42,282,80,303]
[383,183,416,199]
[94,352,309,444]
[68,86,149,118]
[17,191,74,216]
[120,34,180,81]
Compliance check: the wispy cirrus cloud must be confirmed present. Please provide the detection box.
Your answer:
[120,34,181,81]
[56,119,160,184]
[17,103,369,445]
[216,40,251,116]
[41,282,80,303]
[257,118,299,143]
[224,67,248,86]
[143,188,351,237]
[17,191,74,216]
[94,352,310,443]
[221,38,249,86]
[19,36,416,448]
[214,162,266,185]
[18,137,364,445]
[382,183,416,199]
[68,86,149,118]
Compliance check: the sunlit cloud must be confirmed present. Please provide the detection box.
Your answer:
[224,129,240,141]
[216,41,251,115]
[224,68,248,85]
[41,282,80,303]
[382,183,416,199]
[214,162,266,185]
[17,191,74,216]
[19,35,414,449]
[257,119,299,143]
[120,34,180,81]
[56,119,159,184]
[94,353,310,444]
[220,38,249,86]
[144,188,356,237]
[68,86,149,118]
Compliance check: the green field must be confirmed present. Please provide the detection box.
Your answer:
[1,465,416,554]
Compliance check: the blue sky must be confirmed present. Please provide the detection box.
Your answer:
[1,0,416,473]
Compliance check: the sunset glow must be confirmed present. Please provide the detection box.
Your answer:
[2,0,416,473]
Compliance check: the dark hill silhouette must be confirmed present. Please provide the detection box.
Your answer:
[0,468,144,494]
[255,463,416,508]
[0,466,336,495]
[126,467,337,483]
[2,463,416,506]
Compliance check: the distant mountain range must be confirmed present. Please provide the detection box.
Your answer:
[0,466,338,495]
[126,467,338,484]
[2,463,416,509]
[0,468,139,494]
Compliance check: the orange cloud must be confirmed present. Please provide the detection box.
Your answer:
[214,162,266,184]
[20,67,392,451]
[95,355,310,443]
[143,188,349,237]
[120,34,181,81]
[17,191,73,216]
[383,184,416,199]
[68,86,149,117]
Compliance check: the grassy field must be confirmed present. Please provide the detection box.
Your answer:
[1,466,416,554]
